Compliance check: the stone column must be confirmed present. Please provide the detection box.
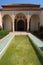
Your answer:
[12,15,14,32]
[13,21,14,32]
[0,14,3,29]
[27,15,31,32]
[12,14,15,32]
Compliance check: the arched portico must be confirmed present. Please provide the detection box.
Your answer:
[14,13,27,31]
[29,14,40,32]
[2,13,40,32]
[2,15,13,31]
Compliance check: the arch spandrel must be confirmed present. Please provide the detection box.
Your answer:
[15,13,27,20]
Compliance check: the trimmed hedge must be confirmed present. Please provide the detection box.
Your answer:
[0,30,10,39]
[32,31,43,40]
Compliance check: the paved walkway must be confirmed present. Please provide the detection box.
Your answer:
[14,32,28,35]
[0,32,14,51]
[28,33,43,52]
[0,32,28,44]
[0,32,15,59]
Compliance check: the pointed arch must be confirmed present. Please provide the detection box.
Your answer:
[29,14,40,32]
[14,13,27,31]
[2,14,13,31]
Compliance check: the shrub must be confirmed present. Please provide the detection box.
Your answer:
[0,30,10,39]
[32,31,43,39]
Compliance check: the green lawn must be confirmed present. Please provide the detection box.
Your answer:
[0,35,42,65]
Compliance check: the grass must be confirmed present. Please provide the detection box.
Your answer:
[0,35,42,65]
[0,30,10,39]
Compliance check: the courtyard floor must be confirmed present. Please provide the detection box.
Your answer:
[0,35,42,65]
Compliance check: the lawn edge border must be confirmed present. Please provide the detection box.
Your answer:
[0,33,15,59]
[28,33,43,58]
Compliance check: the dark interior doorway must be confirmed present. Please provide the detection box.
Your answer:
[17,20,24,31]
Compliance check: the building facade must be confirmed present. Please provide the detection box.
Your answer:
[0,4,43,32]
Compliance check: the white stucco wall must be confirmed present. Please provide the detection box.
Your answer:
[1,10,40,20]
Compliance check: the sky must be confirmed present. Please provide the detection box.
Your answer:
[0,0,43,8]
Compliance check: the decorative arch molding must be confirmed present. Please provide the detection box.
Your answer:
[29,14,40,21]
[14,13,27,31]
[15,13,27,20]
[2,14,13,31]
[31,14,40,19]
[2,14,12,19]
